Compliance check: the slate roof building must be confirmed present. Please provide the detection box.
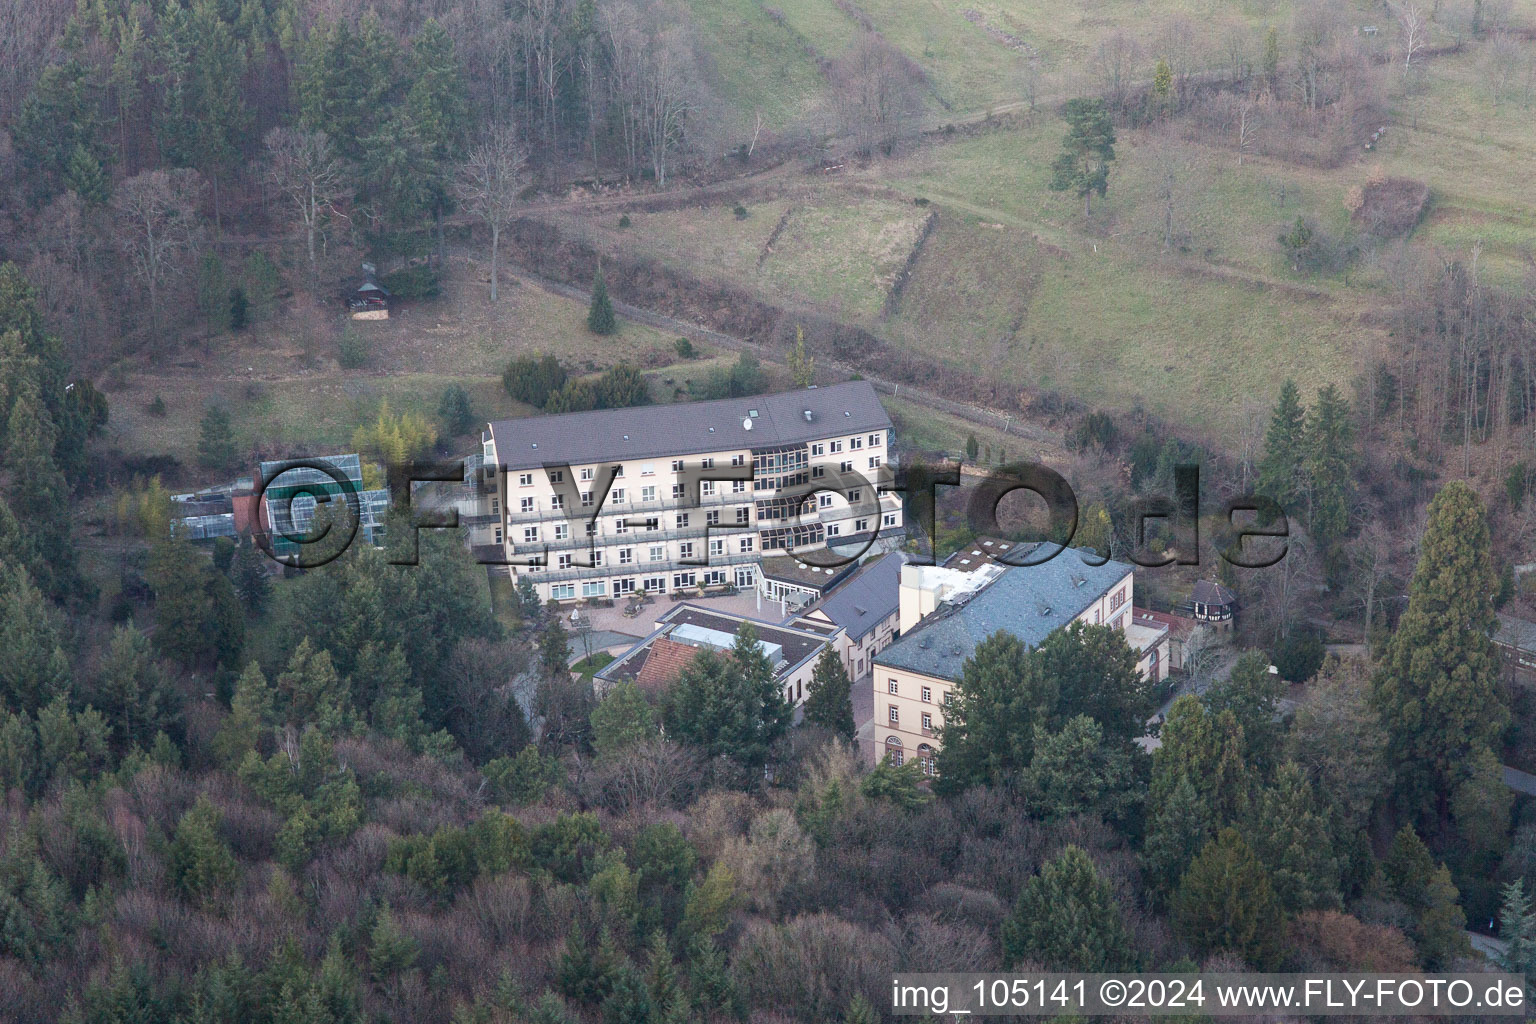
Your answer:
[793,550,905,681]
[479,382,903,604]
[871,544,1168,771]
[1187,579,1238,628]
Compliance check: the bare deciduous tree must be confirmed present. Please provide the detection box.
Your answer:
[456,124,529,302]
[1389,0,1428,68]
[1480,31,1524,111]
[639,23,699,185]
[830,33,925,160]
[1092,31,1143,114]
[114,169,203,336]
[262,126,351,290]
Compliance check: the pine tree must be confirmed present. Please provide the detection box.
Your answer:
[1023,715,1137,823]
[228,287,249,331]
[1304,383,1355,543]
[3,380,80,599]
[0,563,72,716]
[1038,620,1153,745]
[1151,695,1253,829]
[1383,825,1436,912]
[934,630,1051,794]
[1142,774,1213,902]
[1250,762,1340,912]
[1202,650,1285,772]
[197,405,239,471]
[1049,98,1116,215]
[229,539,271,615]
[590,681,656,756]
[1172,828,1283,968]
[368,908,420,983]
[1416,864,1470,967]
[169,796,239,905]
[965,433,979,462]
[91,624,179,752]
[1498,880,1536,998]
[275,638,351,734]
[661,624,793,782]
[587,264,617,335]
[64,143,110,205]
[844,993,878,1024]
[788,325,815,387]
[1262,27,1280,84]
[1002,846,1133,970]
[802,648,855,739]
[1256,379,1306,514]
[1372,481,1506,819]
[213,662,274,767]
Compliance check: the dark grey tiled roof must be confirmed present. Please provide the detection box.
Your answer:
[1497,614,1536,654]
[802,551,903,641]
[487,381,891,472]
[1192,579,1237,607]
[874,545,1134,682]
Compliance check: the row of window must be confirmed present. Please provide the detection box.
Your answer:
[886,705,936,733]
[544,566,755,600]
[519,506,752,543]
[512,447,883,493]
[533,535,758,570]
[887,678,953,705]
[883,739,935,775]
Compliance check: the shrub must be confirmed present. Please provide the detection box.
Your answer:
[338,324,368,369]
[732,204,748,220]
[438,386,475,436]
[228,287,249,331]
[148,396,167,418]
[618,214,631,228]
[674,337,695,359]
[504,354,568,407]
[1272,628,1325,683]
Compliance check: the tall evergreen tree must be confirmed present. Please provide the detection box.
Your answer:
[1049,98,1117,215]
[1256,379,1306,514]
[1202,650,1285,773]
[1038,620,1153,745]
[1498,880,1536,998]
[1172,828,1283,968]
[3,378,80,599]
[1304,383,1356,542]
[91,624,179,752]
[197,405,239,471]
[1250,762,1340,912]
[802,648,855,739]
[1372,481,1506,821]
[1142,774,1212,902]
[1001,846,1133,970]
[661,624,792,784]
[229,539,271,615]
[0,563,72,716]
[934,631,1053,794]
[588,264,618,335]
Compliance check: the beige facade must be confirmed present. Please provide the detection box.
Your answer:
[872,561,1168,770]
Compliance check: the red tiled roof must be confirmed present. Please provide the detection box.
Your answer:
[1133,606,1197,639]
[634,637,702,693]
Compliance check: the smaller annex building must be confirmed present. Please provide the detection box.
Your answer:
[791,550,904,682]
[871,542,1167,771]
[595,603,833,709]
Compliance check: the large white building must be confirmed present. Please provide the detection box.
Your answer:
[475,381,903,604]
